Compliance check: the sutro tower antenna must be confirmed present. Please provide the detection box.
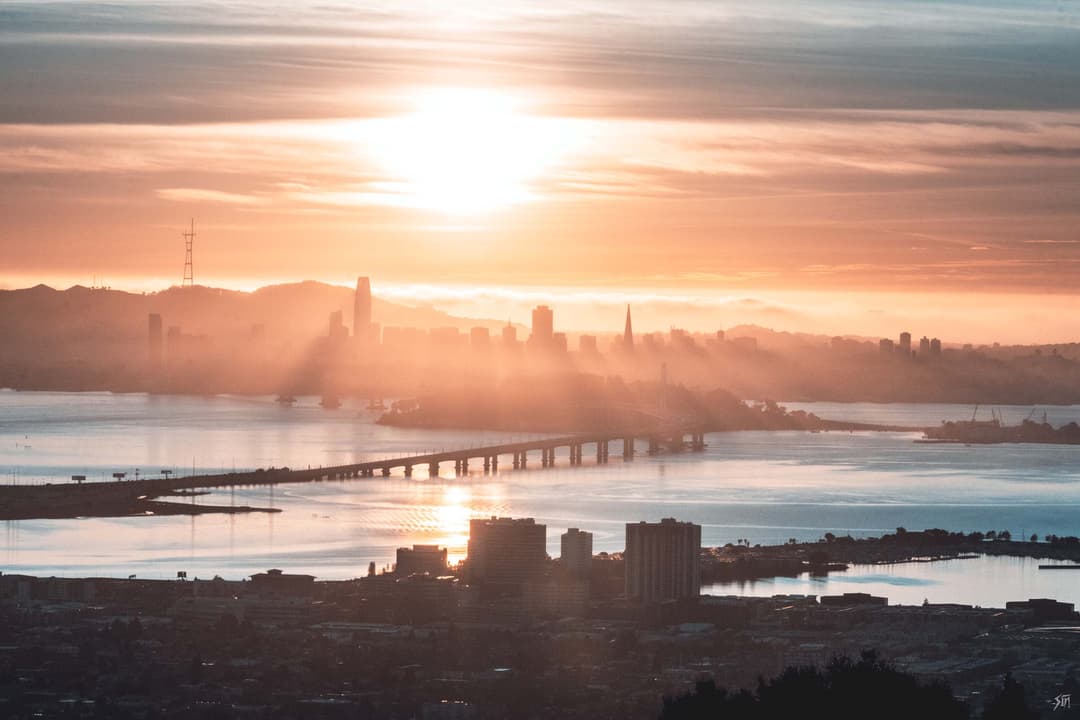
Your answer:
[182,218,195,288]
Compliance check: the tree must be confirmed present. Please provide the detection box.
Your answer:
[982,674,1038,720]
[660,651,968,720]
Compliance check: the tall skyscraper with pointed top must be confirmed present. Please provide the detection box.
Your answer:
[623,304,634,351]
[353,276,372,342]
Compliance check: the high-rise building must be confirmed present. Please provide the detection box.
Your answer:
[919,336,931,356]
[328,310,347,340]
[879,338,895,355]
[899,331,912,356]
[561,528,593,578]
[578,334,598,353]
[529,305,554,349]
[395,544,448,576]
[467,516,547,584]
[501,322,518,347]
[624,518,701,603]
[353,276,373,342]
[470,326,490,350]
[147,313,163,368]
[930,337,942,356]
[623,305,634,351]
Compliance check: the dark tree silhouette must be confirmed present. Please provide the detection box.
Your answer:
[660,651,968,720]
[981,674,1038,720]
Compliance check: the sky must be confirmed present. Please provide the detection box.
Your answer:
[1,1,1079,341]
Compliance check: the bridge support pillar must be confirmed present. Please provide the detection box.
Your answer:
[512,452,520,469]
[429,462,439,477]
[483,456,491,471]
[462,458,469,473]
[521,451,528,468]
[491,455,498,471]
[381,466,391,477]
[624,437,634,460]
[404,465,412,477]
[541,449,549,467]
[648,437,660,455]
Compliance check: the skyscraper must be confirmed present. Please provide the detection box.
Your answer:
[623,304,634,351]
[561,528,593,578]
[353,276,372,342]
[529,305,554,349]
[624,518,701,603]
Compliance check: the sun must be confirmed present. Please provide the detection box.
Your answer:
[370,88,572,215]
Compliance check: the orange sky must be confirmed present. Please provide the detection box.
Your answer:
[2,1,1079,341]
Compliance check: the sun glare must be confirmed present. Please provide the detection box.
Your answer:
[370,88,574,214]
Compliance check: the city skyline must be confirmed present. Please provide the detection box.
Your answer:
[2,1,1080,347]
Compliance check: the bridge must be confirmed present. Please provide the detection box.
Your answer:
[0,427,708,520]
[168,426,708,488]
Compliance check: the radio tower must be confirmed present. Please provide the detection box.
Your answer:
[182,218,195,288]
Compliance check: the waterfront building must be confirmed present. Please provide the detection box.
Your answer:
[467,516,547,585]
[625,518,701,603]
[396,544,449,576]
[561,528,593,578]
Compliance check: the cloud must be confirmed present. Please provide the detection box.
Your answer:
[156,188,267,205]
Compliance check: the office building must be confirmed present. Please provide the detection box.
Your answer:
[919,336,931,356]
[501,322,517,347]
[624,518,701,603]
[467,516,547,584]
[529,305,554,349]
[623,305,634,351]
[930,337,942,356]
[328,310,347,341]
[899,331,912,356]
[353,276,373,342]
[469,326,490,349]
[578,334,598,354]
[560,528,593,578]
[396,544,449,576]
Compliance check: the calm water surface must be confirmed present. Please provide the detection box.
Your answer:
[2,392,1079,606]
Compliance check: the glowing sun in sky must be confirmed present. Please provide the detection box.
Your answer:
[370,88,577,215]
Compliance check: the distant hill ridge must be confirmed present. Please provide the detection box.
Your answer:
[0,281,511,342]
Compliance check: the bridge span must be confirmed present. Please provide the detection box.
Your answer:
[175,427,707,488]
[0,428,707,520]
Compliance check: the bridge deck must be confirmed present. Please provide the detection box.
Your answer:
[0,428,707,517]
